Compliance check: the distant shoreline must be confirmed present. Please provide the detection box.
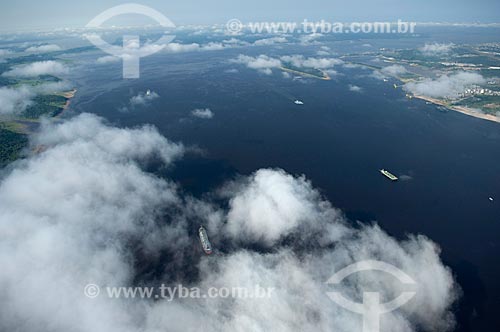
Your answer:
[343,57,500,125]
[412,94,500,124]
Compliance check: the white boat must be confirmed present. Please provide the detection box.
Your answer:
[146,89,151,96]
[294,100,304,105]
[380,169,398,181]
[489,197,494,202]
[198,226,212,255]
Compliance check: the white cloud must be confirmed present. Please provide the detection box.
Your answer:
[0,86,35,115]
[34,81,74,94]
[191,108,214,119]
[221,169,344,246]
[300,33,323,45]
[0,114,185,331]
[381,64,407,76]
[280,55,343,69]
[232,54,343,75]
[404,72,486,98]
[130,90,159,106]
[370,65,408,81]
[0,115,459,332]
[164,42,228,53]
[165,42,201,53]
[25,44,62,53]
[85,37,229,58]
[222,38,248,46]
[231,54,282,74]
[370,70,388,80]
[349,84,363,92]
[3,61,69,77]
[419,43,454,56]
[0,79,73,115]
[253,37,288,46]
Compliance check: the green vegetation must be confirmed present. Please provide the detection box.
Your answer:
[454,95,500,115]
[0,47,85,167]
[22,94,67,119]
[392,49,452,64]
[0,125,28,167]
[13,75,62,87]
[398,71,420,80]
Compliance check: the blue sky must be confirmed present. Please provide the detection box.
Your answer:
[1,0,500,31]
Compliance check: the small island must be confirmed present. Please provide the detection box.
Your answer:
[280,64,331,80]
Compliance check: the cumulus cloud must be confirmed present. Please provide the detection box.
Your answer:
[349,85,363,92]
[164,42,227,53]
[0,79,73,115]
[404,72,486,98]
[281,55,343,69]
[220,169,345,246]
[34,81,74,95]
[25,44,62,53]
[0,114,459,332]
[419,43,454,56]
[253,37,288,46]
[3,60,69,77]
[370,65,408,81]
[191,108,214,119]
[222,38,248,46]
[232,54,343,75]
[381,65,407,76]
[0,86,35,115]
[300,33,323,45]
[130,90,160,106]
[164,42,201,53]
[0,114,185,331]
[231,54,282,75]
[96,41,227,64]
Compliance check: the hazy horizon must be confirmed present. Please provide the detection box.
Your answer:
[1,0,500,32]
